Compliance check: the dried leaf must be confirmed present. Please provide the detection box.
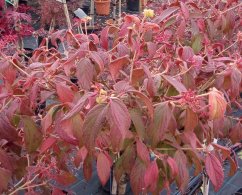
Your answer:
[208,88,227,120]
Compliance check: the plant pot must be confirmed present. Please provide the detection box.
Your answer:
[127,0,140,12]
[94,0,111,16]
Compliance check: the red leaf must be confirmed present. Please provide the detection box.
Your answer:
[56,82,74,104]
[83,104,108,150]
[97,152,112,186]
[208,88,227,120]
[130,159,146,195]
[152,102,177,144]
[153,7,179,24]
[107,99,131,151]
[205,153,224,192]
[40,137,57,154]
[162,75,187,93]
[109,56,130,80]
[136,139,150,164]
[76,58,95,90]
[22,116,42,153]
[144,160,159,192]
[174,150,189,192]
[63,93,93,120]
[0,167,11,192]
[211,143,230,160]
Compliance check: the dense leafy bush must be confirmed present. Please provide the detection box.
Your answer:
[0,0,241,194]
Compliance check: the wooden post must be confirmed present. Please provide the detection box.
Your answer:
[90,0,95,27]
[63,0,72,29]
[113,0,116,20]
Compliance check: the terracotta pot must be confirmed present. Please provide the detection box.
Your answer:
[95,0,111,16]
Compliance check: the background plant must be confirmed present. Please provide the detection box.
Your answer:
[0,0,241,194]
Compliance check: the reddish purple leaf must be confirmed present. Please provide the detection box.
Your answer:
[107,99,131,151]
[130,159,146,195]
[153,7,179,24]
[162,75,187,93]
[83,104,108,150]
[127,90,154,120]
[74,146,88,167]
[97,152,112,186]
[144,160,159,192]
[55,171,77,186]
[63,93,93,120]
[0,112,19,142]
[109,56,130,80]
[174,150,189,192]
[0,167,11,192]
[136,139,150,164]
[100,26,109,50]
[167,157,179,177]
[205,153,224,192]
[0,149,15,171]
[185,108,198,132]
[83,154,93,181]
[40,137,57,154]
[76,58,95,90]
[146,42,157,58]
[89,51,104,73]
[56,82,74,104]
[180,2,189,20]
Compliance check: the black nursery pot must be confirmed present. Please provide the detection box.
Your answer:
[127,0,140,12]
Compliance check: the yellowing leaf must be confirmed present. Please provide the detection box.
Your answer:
[208,88,227,120]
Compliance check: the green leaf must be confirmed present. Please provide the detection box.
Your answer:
[22,116,42,153]
[191,33,203,54]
